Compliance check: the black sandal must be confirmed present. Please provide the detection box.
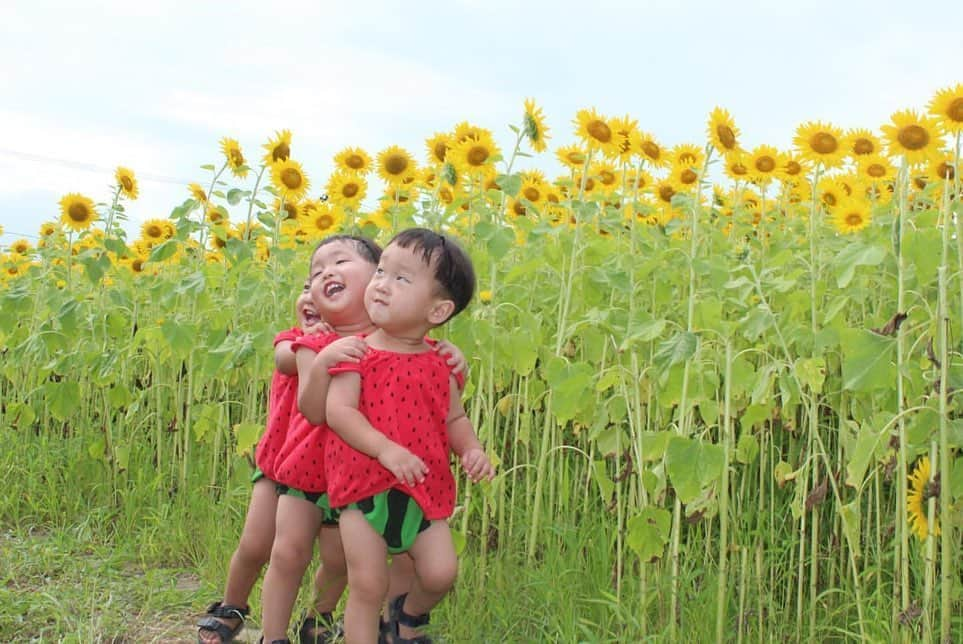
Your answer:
[197,601,250,643]
[296,611,342,644]
[384,593,432,644]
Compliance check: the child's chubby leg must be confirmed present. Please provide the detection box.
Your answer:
[396,521,458,640]
[339,508,390,644]
[198,477,277,644]
[298,523,348,640]
[261,493,324,641]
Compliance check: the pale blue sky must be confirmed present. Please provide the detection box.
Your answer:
[1,0,961,244]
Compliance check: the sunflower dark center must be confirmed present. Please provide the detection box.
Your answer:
[681,168,698,184]
[523,186,541,201]
[731,162,747,176]
[587,120,612,144]
[600,170,616,185]
[867,163,887,178]
[120,176,133,191]
[755,157,775,173]
[272,143,290,163]
[659,185,675,202]
[342,183,359,198]
[936,162,955,180]
[810,132,839,155]
[230,150,244,166]
[346,154,365,170]
[512,200,527,216]
[583,177,596,191]
[466,146,489,166]
[317,215,334,230]
[898,125,929,150]
[642,142,661,160]
[281,168,303,189]
[947,98,963,122]
[385,154,408,175]
[284,203,298,219]
[853,138,874,155]
[147,224,163,238]
[785,161,801,176]
[822,192,837,207]
[914,177,928,190]
[717,125,736,150]
[567,151,586,165]
[433,142,448,163]
[68,203,90,222]
[845,212,862,226]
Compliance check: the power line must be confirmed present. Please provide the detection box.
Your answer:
[0,147,195,185]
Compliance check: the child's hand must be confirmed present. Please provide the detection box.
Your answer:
[303,319,333,335]
[320,336,367,367]
[377,442,428,487]
[434,340,468,376]
[460,447,495,483]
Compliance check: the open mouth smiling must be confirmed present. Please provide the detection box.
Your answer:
[323,282,345,297]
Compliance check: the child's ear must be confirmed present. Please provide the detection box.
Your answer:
[428,299,455,325]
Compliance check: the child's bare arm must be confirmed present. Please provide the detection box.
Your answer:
[447,375,494,482]
[275,340,297,376]
[327,372,428,486]
[296,337,367,425]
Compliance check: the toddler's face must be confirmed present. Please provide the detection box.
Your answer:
[295,280,321,329]
[364,242,443,331]
[308,240,378,325]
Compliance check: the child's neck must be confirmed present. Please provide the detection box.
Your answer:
[366,327,433,353]
[330,318,377,337]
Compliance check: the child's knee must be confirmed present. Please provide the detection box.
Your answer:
[270,534,312,572]
[416,556,458,595]
[348,566,389,604]
[236,530,272,567]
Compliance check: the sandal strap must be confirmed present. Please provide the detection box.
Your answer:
[205,601,250,620]
[197,615,244,643]
[392,594,430,628]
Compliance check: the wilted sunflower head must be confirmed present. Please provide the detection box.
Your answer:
[707,107,741,154]
[270,159,311,201]
[262,129,292,165]
[220,137,249,178]
[334,147,372,175]
[206,205,229,226]
[523,98,551,154]
[882,110,943,165]
[928,83,963,134]
[59,193,98,232]
[794,121,845,169]
[115,166,139,200]
[188,182,208,203]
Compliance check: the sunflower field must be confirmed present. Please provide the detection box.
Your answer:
[1,85,962,642]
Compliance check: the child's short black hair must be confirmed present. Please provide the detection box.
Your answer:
[312,234,382,266]
[389,228,475,322]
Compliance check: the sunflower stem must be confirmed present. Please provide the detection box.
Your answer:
[895,157,911,640]
[244,165,267,242]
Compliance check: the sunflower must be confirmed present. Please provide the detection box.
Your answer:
[590,161,620,195]
[882,110,943,165]
[206,205,228,226]
[654,178,677,206]
[858,154,896,183]
[59,193,98,232]
[270,159,310,201]
[220,138,248,178]
[627,169,654,193]
[303,203,346,238]
[831,198,872,234]
[334,147,372,175]
[748,145,781,184]
[671,143,705,170]
[262,129,292,166]
[610,114,639,163]
[188,182,208,203]
[794,121,846,169]
[669,163,700,193]
[357,208,391,232]
[724,151,751,182]
[907,456,940,540]
[928,83,963,134]
[325,172,367,208]
[141,218,174,242]
[115,166,139,200]
[523,98,551,153]
[451,121,492,145]
[39,222,59,237]
[844,128,882,158]
[778,153,809,183]
[632,130,668,168]
[518,176,547,205]
[817,177,845,211]
[376,145,416,187]
[273,198,301,221]
[929,156,957,182]
[10,239,31,255]
[707,107,741,154]
[447,132,499,176]
[574,108,619,157]
[556,144,587,170]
